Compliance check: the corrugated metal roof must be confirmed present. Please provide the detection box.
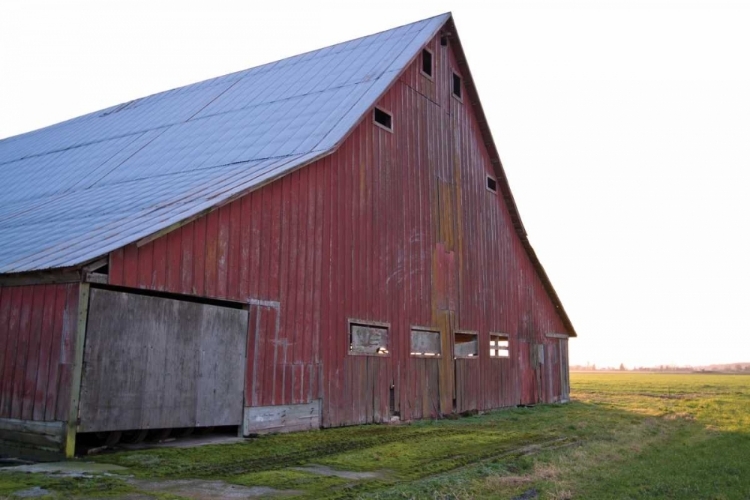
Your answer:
[0,13,450,273]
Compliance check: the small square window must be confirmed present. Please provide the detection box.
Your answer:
[349,321,389,356]
[411,328,441,356]
[374,107,393,132]
[486,176,497,193]
[452,73,462,100]
[421,49,433,78]
[454,331,478,358]
[490,333,509,358]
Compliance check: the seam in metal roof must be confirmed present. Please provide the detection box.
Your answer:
[0,13,451,274]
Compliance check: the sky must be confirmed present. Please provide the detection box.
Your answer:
[1,0,749,368]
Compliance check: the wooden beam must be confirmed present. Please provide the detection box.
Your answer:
[0,270,81,287]
[84,272,108,284]
[65,283,90,458]
[81,258,108,273]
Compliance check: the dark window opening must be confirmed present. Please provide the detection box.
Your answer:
[486,176,497,193]
[374,107,393,131]
[389,385,399,417]
[452,73,462,100]
[421,49,433,77]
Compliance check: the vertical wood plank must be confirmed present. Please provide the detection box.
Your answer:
[227,200,242,300]
[152,235,168,291]
[216,205,231,299]
[11,286,34,419]
[43,285,66,421]
[193,214,207,296]
[32,285,56,421]
[137,241,154,289]
[21,286,45,420]
[55,283,79,422]
[166,227,182,293]
[64,283,87,457]
[0,287,12,415]
[181,222,195,295]
[0,287,22,417]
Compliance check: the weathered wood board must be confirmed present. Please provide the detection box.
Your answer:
[0,418,65,460]
[349,324,389,355]
[410,329,441,355]
[78,289,248,433]
[243,401,321,435]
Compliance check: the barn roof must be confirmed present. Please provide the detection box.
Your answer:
[0,13,576,336]
[0,13,450,274]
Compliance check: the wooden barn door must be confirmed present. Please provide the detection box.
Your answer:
[518,340,535,405]
[78,288,248,433]
[559,338,570,402]
[244,300,281,408]
[454,329,480,413]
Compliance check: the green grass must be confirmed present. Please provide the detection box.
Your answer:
[1,373,748,499]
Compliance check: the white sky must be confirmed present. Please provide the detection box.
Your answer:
[2,0,749,368]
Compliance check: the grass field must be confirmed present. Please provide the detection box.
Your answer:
[1,372,749,499]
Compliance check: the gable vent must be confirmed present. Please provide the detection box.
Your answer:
[374,107,393,132]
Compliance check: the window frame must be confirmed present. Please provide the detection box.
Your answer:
[373,106,394,133]
[489,332,510,358]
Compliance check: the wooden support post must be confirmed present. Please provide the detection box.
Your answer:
[65,283,90,458]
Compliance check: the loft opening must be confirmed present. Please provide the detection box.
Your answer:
[410,328,441,356]
[349,320,390,356]
[454,331,478,358]
[486,175,497,193]
[373,107,393,132]
[421,49,433,78]
[490,333,509,358]
[452,72,462,100]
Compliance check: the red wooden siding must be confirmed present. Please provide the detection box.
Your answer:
[109,32,569,425]
[0,283,79,422]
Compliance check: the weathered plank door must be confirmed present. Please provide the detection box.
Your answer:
[559,339,570,402]
[244,300,281,408]
[518,340,535,405]
[78,289,248,433]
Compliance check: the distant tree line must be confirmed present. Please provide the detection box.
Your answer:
[571,362,750,372]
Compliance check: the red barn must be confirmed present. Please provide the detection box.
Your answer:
[0,13,575,460]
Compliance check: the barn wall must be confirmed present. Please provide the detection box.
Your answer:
[109,32,570,426]
[0,283,79,458]
[0,283,79,423]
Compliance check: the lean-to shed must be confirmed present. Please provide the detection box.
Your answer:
[0,13,575,460]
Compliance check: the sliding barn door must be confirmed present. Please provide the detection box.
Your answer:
[78,289,248,433]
